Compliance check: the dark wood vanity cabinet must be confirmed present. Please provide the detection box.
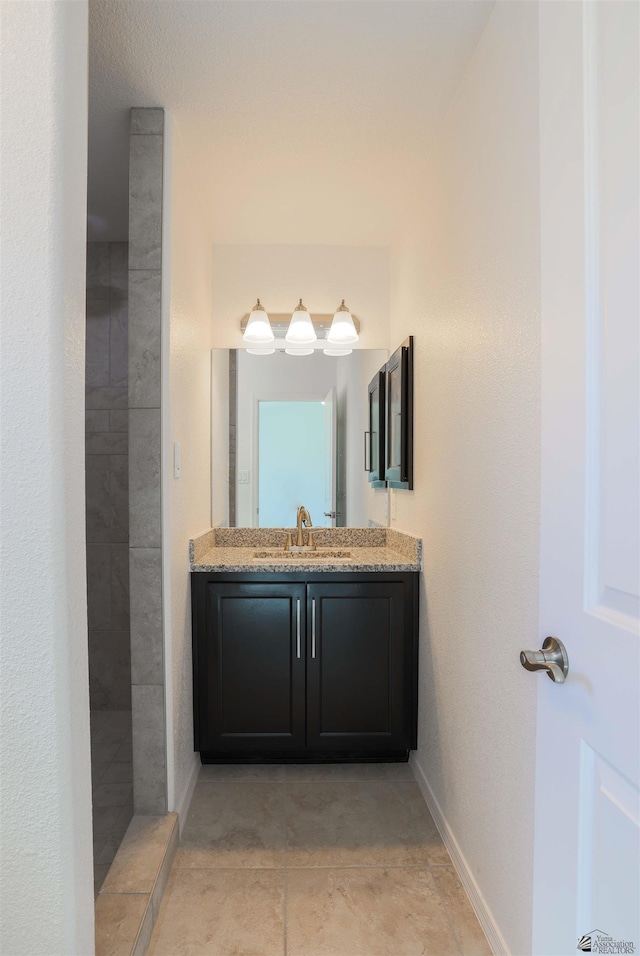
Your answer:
[191,572,418,761]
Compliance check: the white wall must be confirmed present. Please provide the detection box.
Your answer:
[389,4,541,953]
[210,244,390,350]
[336,350,389,527]
[163,116,214,816]
[0,2,94,952]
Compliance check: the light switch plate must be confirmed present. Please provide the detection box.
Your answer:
[238,470,250,484]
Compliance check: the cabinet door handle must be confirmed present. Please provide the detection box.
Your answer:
[311,598,316,659]
[296,599,301,659]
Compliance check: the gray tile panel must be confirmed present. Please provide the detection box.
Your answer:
[109,299,129,388]
[129,134,163,271]
[109,241,129,301]
[86,299,111,387]
[86,409,110,432]
[86,543,111,631]
[85,431,129,456]
[89,630,132,711]
[111,544,130,631]
[131,107,165,135]
[132,684,167,814]
[130,548,163,686]
[86,385,128,410]
[86,243,110,299]
[129,270,161,408]
[109,410,129,433]
[110,455,129,543]
[86,454,111,543]
[129,409,161,548]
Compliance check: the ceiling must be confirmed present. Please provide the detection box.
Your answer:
[88,0,494,244]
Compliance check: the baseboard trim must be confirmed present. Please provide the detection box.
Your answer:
[175,754,200,836]
[410,755,510,956]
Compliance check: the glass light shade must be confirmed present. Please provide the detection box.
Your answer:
[285,299,317,345]
[285,347,314,356]
[323,348,352,356]
[246,347,275,356]
[243,300,274,345]
[326,300,358,346]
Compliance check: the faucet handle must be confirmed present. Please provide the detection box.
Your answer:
[284,532,293,551]
[307,531,317,551]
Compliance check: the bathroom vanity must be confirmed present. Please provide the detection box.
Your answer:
[190,528,421,763]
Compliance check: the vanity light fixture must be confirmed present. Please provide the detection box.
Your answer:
[326,299,359,347]
[246,347,276,356]
[285,299,317,346]
[242,299,274,346]
[323,348,353,356]
[285,347,314,356]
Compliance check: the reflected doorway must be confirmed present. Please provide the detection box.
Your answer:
[257,391,336,527]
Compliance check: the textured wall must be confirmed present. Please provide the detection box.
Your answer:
[164,114,214,816]
[389,4,541,953]
[0,2,94,952]
[86,241,131,710]
[209,244,390,350]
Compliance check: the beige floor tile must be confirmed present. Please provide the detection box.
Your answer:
[427,843,453,865]
[286,781,444,867]
[286,866,460,956]
[285,763,414,783]
[199,763,286,782]
[430,866,491,955]
[178,781,286,867]
[148,868,285,955]
[95,892,149,956]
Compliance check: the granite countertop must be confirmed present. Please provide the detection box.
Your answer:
[189,527,422,573]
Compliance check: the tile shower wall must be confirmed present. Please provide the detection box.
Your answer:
[86,242,130,710]
[128,107,167,814]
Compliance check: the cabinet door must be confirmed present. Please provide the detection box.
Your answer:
[199,582,306,753]
[306,582,409,751]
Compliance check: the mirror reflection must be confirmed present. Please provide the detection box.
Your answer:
[211,349,389,529]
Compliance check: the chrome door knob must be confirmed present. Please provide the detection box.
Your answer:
[520,636,569,683]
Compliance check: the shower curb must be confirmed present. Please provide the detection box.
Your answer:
[95,811,179,955]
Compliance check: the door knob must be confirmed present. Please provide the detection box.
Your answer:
[520,636,569,683]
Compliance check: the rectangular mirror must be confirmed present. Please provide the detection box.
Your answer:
[211,349,390,528]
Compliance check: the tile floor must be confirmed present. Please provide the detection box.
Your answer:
[149,764,491,955]
[90,709,134,897]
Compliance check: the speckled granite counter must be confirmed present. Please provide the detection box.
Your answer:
[189,527,422,573]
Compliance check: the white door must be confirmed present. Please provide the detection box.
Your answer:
[323,387,337,527]
[533,4,639,955]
